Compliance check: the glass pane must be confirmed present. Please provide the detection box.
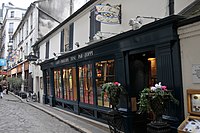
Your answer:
[96,60,115,107]
[63,67,77,101]
[54,69,62,98]
[46,71,50,96]
[78,64,94,104]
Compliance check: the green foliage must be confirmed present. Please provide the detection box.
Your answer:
[101,82,126,107]
[7,77,24,89]
[138,84,179,120]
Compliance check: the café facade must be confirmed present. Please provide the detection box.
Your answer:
[39,15,185,132]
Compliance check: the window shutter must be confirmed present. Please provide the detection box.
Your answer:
[60,29,64,52]
[69,23,74,51]
[90,8,101,41]
[45,41,49,59]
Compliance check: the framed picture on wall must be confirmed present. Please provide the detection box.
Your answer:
[187,89,200,115]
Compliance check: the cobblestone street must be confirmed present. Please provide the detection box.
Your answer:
[0,94,80,133]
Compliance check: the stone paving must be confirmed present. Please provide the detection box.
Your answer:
[0,94,80,133]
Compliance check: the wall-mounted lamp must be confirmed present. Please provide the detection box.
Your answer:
[129,18,142,30]
[75,42,80,47]
[53,52,59,60]
[53,52,57,57]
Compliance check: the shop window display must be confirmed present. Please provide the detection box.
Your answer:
[79,64,93,104]
[54,69,62,98]
[63,67,77,101]
[96,60,115,107]
[46,71,51,96]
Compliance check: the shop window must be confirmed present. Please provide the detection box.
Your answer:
[79,64,93,104]
[63,67,77,101]
[46,71,50,96]
[54,69,62,98]
[96,60,115,107]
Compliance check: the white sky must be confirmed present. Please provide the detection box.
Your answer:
[0,0,35,9]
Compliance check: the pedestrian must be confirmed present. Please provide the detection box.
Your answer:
[0,84,3,98]
[1,76,8,94]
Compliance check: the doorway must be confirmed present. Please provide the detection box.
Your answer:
[129,51,157,98]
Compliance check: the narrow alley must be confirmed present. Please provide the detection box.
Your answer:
[0,94,80,133]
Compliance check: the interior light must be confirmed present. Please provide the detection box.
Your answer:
[148,58,155,61]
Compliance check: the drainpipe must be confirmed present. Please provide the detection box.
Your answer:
[169,0,174,15]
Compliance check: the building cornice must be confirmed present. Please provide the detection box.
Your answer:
[178,15,200,27]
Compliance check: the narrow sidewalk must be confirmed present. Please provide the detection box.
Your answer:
[9,92,110,133]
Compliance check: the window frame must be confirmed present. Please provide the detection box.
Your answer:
[94,57,116,108]
[54,68,62,99]
[78,61,94,105]
[62,64,77,101]
[10,11,14,18]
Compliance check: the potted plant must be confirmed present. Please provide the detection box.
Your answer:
[101,82,126,110]
[101,82,127,133]
[138,82,179,132]
[138,82,179,121]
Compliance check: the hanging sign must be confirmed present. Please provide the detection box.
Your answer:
[95,4,121,24]
[26,54,38,61]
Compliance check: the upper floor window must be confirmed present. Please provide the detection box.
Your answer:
[30,13,33,30]
[45,40,49,59]
[20,47,23,60]
[25,43,28,55]
[22,25,24,40]
[26,20,29,36]
[64,28,69,52]
[9,35,13,43]
[33,45,40,59]
[10,11,14,18]
[19,28,22,42]
[30,38,32,52]
[8,23,14,33]
[63,23,73,52]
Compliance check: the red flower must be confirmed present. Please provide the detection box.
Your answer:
[161,86,167,91]
[114,82,119,85]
